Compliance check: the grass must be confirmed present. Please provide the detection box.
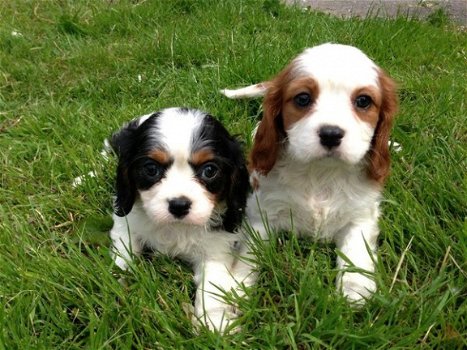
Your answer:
[0,0,465,348]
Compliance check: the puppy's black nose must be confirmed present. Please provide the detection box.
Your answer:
[319,125,345,149]
[168,197,192,218]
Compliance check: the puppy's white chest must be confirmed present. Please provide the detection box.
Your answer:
[251,164,380,241]
[306,190,333,228]
[252,182,340,239]
[142,225,206,258]
[287,186,346,239]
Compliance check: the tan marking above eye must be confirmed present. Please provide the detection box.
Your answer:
[283,78,319,103]
[148,149,171,164]
[190,148,215,166]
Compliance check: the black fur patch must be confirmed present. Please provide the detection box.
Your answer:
[110,112,163,216]
[191,114,250,232]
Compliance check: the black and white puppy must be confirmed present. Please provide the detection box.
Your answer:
[109,107,251,332]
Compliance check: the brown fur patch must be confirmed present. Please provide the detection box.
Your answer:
[352,86,381,128]
[148,149,171,164]
[366,69,398,184]
[282,77,319,130]
[249,63,295,175]
[206,189,218,205]
[190,148,215,166]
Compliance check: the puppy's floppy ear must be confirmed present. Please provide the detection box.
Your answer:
[110,119,140,217]
[366,70,398,184]
[222,137,251,233]
[249,65,293,175]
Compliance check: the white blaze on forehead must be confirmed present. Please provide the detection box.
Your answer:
[156,108,206,160]
[294,43,379,90]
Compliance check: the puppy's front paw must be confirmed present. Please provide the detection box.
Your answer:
[114,255,129,271]
[338,272,376,305]
[193,305,240,334]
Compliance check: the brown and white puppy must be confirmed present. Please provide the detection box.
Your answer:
[222,43,398,303]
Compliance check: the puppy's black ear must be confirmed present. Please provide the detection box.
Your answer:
[110,119,140,217]
[113,162,136,217]
[222,137,251,232]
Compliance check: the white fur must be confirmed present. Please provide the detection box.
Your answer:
[227,44,391,303]
[110,205,244,331]
[110,109,250,333]
[220,83,269,99]
[295,44,378,87]
[287,44,379,165]
[247,160,380,302]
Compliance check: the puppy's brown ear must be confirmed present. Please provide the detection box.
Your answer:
[249,66,292,175]
[367,70,398,184]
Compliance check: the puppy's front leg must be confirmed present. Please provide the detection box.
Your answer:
[335,221,379,303]
[193,258,238,333]
[110,215,143,270]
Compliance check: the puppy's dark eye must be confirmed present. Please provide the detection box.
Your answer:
[143,160,162,178]
[293,93,312,108]
[199,163,220,181]
[355,95,373,109]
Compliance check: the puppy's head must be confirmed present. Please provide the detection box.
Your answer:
[251,43,398,184]
[111,108,249,232]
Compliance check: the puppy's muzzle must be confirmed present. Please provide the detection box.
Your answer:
[319,125,345,149]
[168,196,192,218]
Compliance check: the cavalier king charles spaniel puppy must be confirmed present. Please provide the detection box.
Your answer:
[222,43,398,303]
[109,107,251,332]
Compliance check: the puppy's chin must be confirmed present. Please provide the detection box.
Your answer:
[157,214,212,227]
[289,149,350,165]
[288,143,367,166]
[319,150,366,165]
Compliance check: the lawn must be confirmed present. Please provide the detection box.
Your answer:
[0,0,465,349]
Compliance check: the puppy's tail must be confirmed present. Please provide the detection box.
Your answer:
[220,82,270,99]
